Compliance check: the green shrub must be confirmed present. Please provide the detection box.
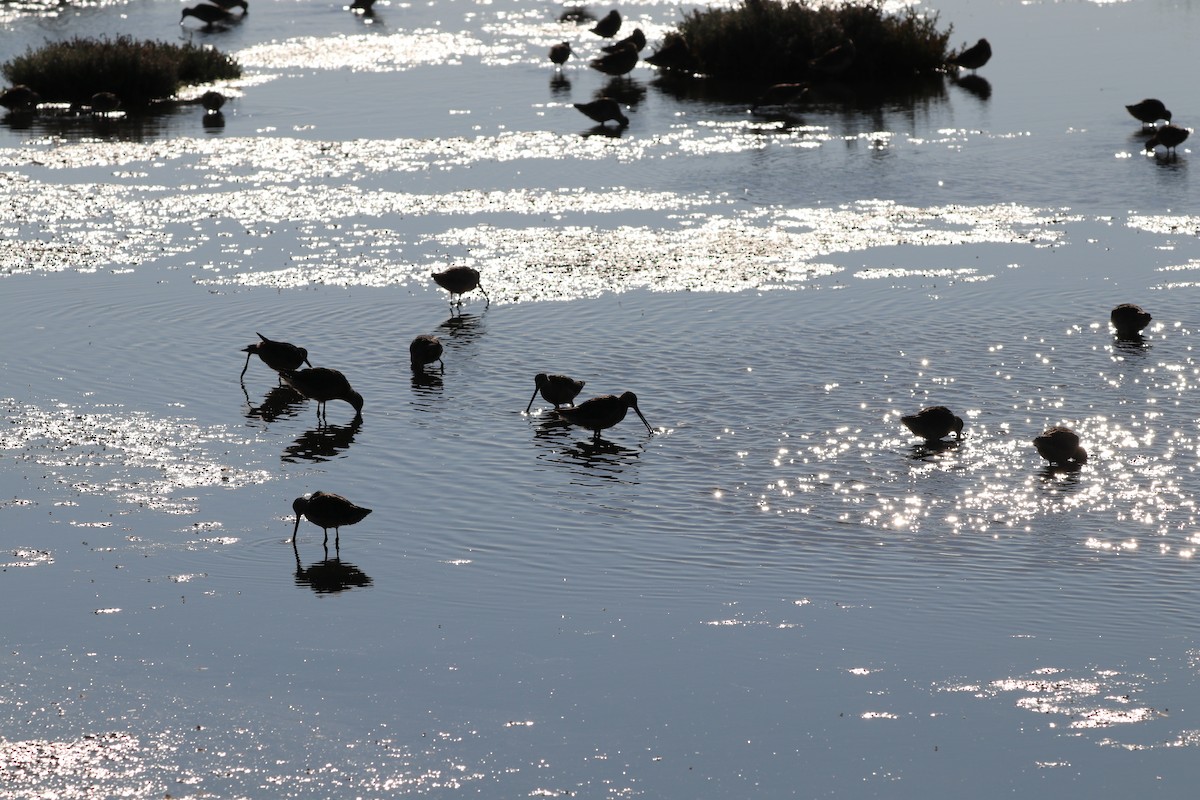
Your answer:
[2,36,241,107]
[677,0,951,84]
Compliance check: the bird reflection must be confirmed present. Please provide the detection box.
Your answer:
[243,383,306,424]
[1113,334,1150,354]
[202,111,226,130]
[530,415,642,478]
[952,74,991,101]
[410,368,444,394]
[1038,464,1085,485]
[293,540,373,594]
[582,123,625,139]
[600,76,646,107]
[282,417,362,463]
[438,311,485,342]
[907,439,960,461]
[550,73,572,95]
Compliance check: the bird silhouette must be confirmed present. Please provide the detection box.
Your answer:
[901,406,963,442]
[1110,303,1151,338]
[1126,99,1171,126]
[590,9,621,38]
[948,38,991,73]
[410,334,444,371]
[292,491,372,545]
[1145,124,1189,156]
[526,373,586,412]
[573,97,629,127]
[1033,427,1087,466]
[557,392,653,439]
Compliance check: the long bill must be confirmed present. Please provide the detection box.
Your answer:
[292,514,302,541]
[633,406,653,434]
[525,385,541,413]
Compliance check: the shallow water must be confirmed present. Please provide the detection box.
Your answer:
[4,0,1200,796]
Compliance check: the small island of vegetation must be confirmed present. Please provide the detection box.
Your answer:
[2,36,241,108]
[672,0,952,84]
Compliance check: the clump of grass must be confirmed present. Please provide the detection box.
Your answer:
[2,35,241,107]
[677,0,951,84]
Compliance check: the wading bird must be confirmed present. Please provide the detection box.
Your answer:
[550,42,573,68]
[181,4,235,28]
[1033,426,1087,466]
[410,334,444,371]
[573,97,628,127]
[241,333,312,379]
[901,406,964,442]
[283,367,364,422]
[558,391,653,439]
[589,42,639,77]
[526,373,586,412]
[431,265,488,305]
[1110,303,1152,337]
[948,38,991,73]
[590,9,621,38]
[1145,124,1189,157]
[292,491,372,545]
[1126,98,1171,127]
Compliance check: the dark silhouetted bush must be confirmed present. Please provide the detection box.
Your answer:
[2,36,241,107]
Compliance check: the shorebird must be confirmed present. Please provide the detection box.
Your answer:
[590,9,621,38]
[410,334,444,370]
[809,38,856,77]
[1033,426,1088,466]
[948,38,991,73]
[90,92,120,115]
[0,85,40,111]
[751,83,808,113]
[349,0,375,12]
[1126,99,1171,126]
[645,34,694,72]
[1110,303,1152,337]
[207,0,248,12]
[558,391,653,439]
[292,491,372,545]
[201,90,226,113]
[181,4,235,27]
[1145,124,1190,156]
[241,333,312,379]
[431,265,488,305]
[589,42,639,77]
[550,42,573,67]
[283,367,364,421]
[901,406,964,442]
[526,373,586,413]
[602,28,646,53]
[573,97,628,127]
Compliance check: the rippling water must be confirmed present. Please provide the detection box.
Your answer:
[3,0,1200,796]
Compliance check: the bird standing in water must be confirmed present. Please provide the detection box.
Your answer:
[292,491,372,545]
[901,406,964,442]
[1126,99,1171,127]
[283,367,364,422]
[558,391,653,439]
[0,85,41,111]
[1110,303,1152,337]
[181,4,235,28]
[573,98,628,127]
[590,42,639,77]
[241,333,312,380]
[590,9,621,38]
[1145,124,1189,157]
[526,373,586,412]
[948,38,991,73]
[550,42,573,68]
[410,334,444,371]
[1033,427,1088,466]
[431,266,488,305]
[602,28,646,54]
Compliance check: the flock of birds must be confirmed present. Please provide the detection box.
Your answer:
[901,302,1154,468]
[242,265,654,547]
[1126,98,1191,157]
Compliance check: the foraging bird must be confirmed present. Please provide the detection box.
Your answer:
[809,38,856,77]
[573,97,628,127]
[201,90,226,113]
[241,332,312,379]
[282,367,364,421]
[410,334,444,370]
[550,42,573,67]
[751,82,808,112]
[181,4,235,26]
[1033,426,1088,466]
[645,34,695,72]
[557,391,653,439]
[590,9,621,38]
[948,38,991,72]
[589,42,639,77]
[349,0,375,12]
[1126,98,1171,126]
[431,265,488,304]
[602,28,646,53]
[90,92,120,115]
[526,373,586,413]
[1110,303,1152,338]
[207,0,248,12]
[292,491,372,545]
[1145,124,1190,156]
[0,85,40,111]
[901,406,964,442]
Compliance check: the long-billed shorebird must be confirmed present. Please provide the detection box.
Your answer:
[948,38,991,73]
[574,97,628,127]
[1126,99,1171,127]
[526,373,586,413]
[590,9,621,38]
[550,42,573,68]
[590,42,639,77]
[241,333,312,379]
[283,367,363,422]
[1033,426,1087,466]
[1145,124,1189,157]
[410,334,444,371]
[181,4,235,27]
[901,406,963,442]
[292,491,372,545]
[558,391,653,439]
[1110,303,1152,338]
[431,265,488,305]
